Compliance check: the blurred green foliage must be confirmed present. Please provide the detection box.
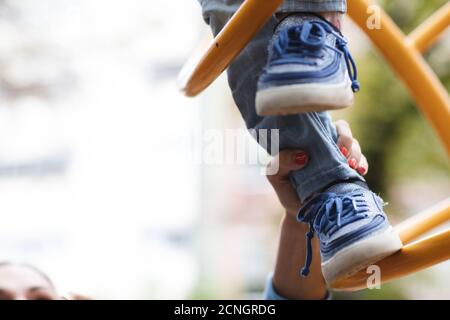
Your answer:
[348,0,450,197]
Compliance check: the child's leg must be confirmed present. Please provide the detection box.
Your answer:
[200,0,363,202]
[199,0,402,285]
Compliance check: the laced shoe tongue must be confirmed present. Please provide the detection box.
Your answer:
[275,23,327,61]
[298,22,326,50]
[283,22,327,51]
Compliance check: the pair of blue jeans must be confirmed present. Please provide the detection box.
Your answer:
[198,0,364,202]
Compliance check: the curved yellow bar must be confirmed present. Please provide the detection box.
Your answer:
[348,0,450,157]
[178,0,283,97]
[395,198,450,244]
[331,228,450,291]
[407,2,450,53]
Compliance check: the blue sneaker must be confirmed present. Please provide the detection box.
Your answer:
[297,187,403,285]
[255,16,360,116]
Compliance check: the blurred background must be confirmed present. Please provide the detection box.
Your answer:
[0,0,448,299]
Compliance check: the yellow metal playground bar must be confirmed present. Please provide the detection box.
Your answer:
[178,0,450,291]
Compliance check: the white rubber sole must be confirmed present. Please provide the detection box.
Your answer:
[321,227,403,286]
[255,78,354,116]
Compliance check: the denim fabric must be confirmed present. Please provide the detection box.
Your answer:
[198,0,363,201]
[278,0,347,13]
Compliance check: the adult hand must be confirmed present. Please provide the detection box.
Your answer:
[266,120,368,217]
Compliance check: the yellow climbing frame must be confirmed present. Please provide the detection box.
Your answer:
[179,0,450,291]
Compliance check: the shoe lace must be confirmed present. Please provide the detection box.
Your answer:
[273,21,360,92]
[297,192,370,277]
